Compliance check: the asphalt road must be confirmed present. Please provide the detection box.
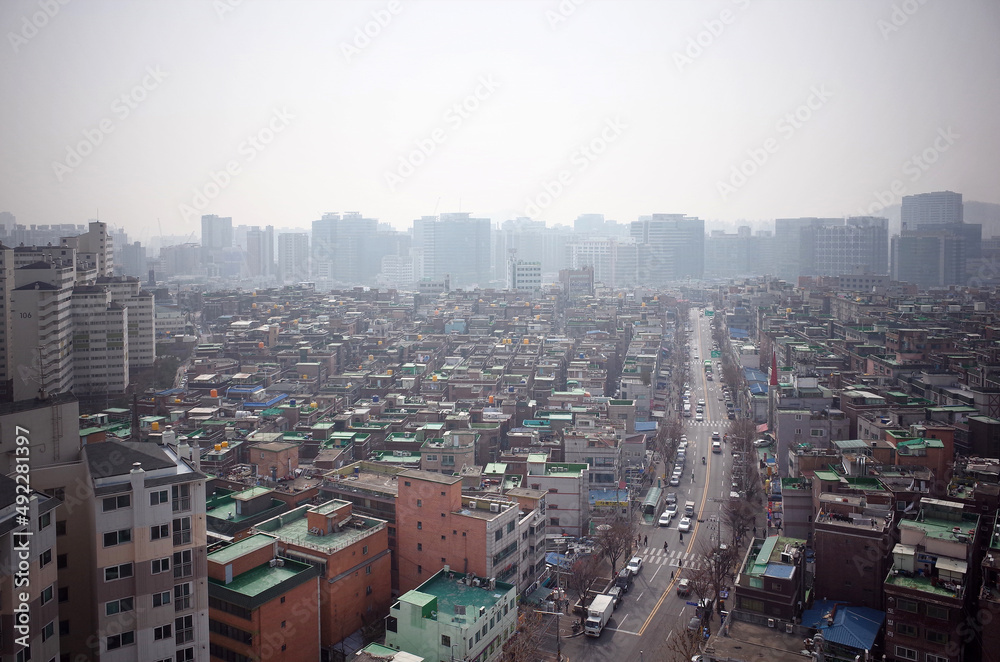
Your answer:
[552,307,733,662]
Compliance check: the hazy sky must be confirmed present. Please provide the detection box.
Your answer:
[2,0,998,239]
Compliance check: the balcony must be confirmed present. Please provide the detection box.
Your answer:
[885,564,965,600]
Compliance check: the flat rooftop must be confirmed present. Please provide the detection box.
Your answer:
[208,557,313,598]
[400,571,513,626]
[208,532,274,565]
[255,502,385,555]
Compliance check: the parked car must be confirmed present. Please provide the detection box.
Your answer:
[627,557,643,575]
[665,492,677,504]
[676,578,691,597]
[669,475,680,486]
[606,585,623,608]
[754,438,773,448]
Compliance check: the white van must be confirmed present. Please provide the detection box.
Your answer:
[683,403,692,417]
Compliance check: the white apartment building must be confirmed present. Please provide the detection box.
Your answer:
[71,286,129,395]
[98,276,156,368]
[10,261,75,400]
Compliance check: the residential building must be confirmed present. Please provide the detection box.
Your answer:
[255,499,391,655]
[523,455,588,537]
[413,213,491,289]
[395,470,522,592]
[206,533,321,662]
[71,286,129,396]
[311,212,380,285]
[10,260,75,400]
[384,569,517,662]
[883,499,978,662]
[901,191,964,228]
[0,244,13,401]
[629,214,704,283]
[0,475,61,662]
[61,220,114,277]
[244,225,275,279]
[508,260,541,292]
[70,439,209,662]
[98,275,156,369]
[201,214,233,257]
[277,232,309,284]
[733,535,808,622]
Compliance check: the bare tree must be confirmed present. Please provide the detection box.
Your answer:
[721,498,757,548]
[501,605,546,662]
[656,613,704,662]
[596,515,635,575]
[565,554,601,602]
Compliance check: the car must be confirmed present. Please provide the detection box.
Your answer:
[727,412,736,419]
[659,511,674,526]
[615,568,633,593]
[711,431,720,440]
[695,414,703,421]
[606,585,623,608]
[676,578,691,597]
[707,374,713,380]
[669,475,680,486]
[697,399,705,406]
[627,557,643,575]
[687,616,702,631]
[712,441,722,453]
[754,438,773,448]
[678,517,692,532]
[665,492,677,504]
[664,503,678,518]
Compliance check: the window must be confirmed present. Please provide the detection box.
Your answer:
[153,591,171,607]
[363,545,368,555]
[172,484,191,512]
[40,549,52,567]
[550,517,560,527]
[174,582,191,612]
[40,585,53,605]
[416,499,422,507]
[366,565,372,575]
[366,585,372,595]
[441,634,451,647]
[175,615,194,644]
[106,631,135,650]
[896,598,918,613]
[926,655,949,662]
[105,563,133,582]
[58,587,68,603]
[104,529,132,547]
[154,625,172,640]
[926,604,948,620]
[417,521,422,530]
[150,490,168,505]
[172,517,191,545]
[417,565,422,574]
[810,429,824,437]
[152,558,170,574]
[102,494,131,512]
[151,524,169,540]
[209,619,253,645]
[106,597,134,615]
[41,621,54,642]
[926,630,948,645]
[56,520,66,536]
[896,622,917,637]
[281,621,286,629]
[507,521,515,533]
[39,512,51,529]
[176,648,194,662]
[417,543,422,551]
[208,596,249,620]
[173,551,193,578]
[894,646,917,661]
[495,530,503,541]
[15,647,29,662]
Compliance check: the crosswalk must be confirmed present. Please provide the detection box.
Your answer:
[635,547,705,570]
[683,420,725,427]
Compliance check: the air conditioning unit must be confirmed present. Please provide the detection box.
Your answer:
[468,501,477,509]
[768,618,775,628]
[276,559,284,567]
[269,559,277,567]
[490,503,500,512]
[785,623,793,634]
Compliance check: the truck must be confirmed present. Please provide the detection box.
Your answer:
[584,594,615,636]
[684,500,696,517]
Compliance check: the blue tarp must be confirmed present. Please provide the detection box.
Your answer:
[545,552,573,569]
[636,421,657,432]
[801,600,885,651]
[244,393,288,409]
[729,328,749,339]
[743,368,768,383]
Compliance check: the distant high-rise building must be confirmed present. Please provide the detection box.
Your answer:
[413,213,491,288]
[630,214,704,284]
[200,214,233,252]
[773,217,837,282]
[71,285,129,395]
[311,212,381,285]
[277,232,309,283]
[509,260,542,291]
[120,240,147,278]
[901,191,963,229]
[60,220,114,276]
[811,217,889,277]
[244,225,275,278]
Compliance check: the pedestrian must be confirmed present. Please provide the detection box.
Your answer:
[671,570,675,579]
[664,541,668,552]
[644,535,648,547]
[753,525,757,537]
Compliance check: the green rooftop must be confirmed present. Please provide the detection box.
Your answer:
[398,570,514,626]
[208,557,313,598]
[207,532,274,565]
[885,571,961,597]
[255,503,385,555]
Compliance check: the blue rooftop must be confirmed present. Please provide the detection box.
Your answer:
[800,600,885,651]
[763,564,795,579]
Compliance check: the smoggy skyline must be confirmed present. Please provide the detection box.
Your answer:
[2,0,998,239]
